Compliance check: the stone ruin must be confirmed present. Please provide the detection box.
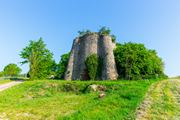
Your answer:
[64,32,118,80]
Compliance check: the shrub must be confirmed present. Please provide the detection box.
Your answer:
[99,26,111,35]
[111,34,116,43]
[85,54,99,80]
[114,42,167,80]
[78,30,92,37]
[99,27,116,42]
[57,53,70,79]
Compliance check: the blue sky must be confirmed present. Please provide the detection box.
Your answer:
[0,0,180,77]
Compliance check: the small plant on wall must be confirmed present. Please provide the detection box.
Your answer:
[99,26,116,42]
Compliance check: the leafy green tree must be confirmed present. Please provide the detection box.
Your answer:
[20,38,54,80]
[114,42,166,80]
[3,64,21,77]
[85,54,98,80]
[57,53,70,79]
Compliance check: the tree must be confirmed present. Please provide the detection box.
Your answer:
[57,53,70,79]
[114,42,167,80]
[3,64,21,77]
[20,38,54,80]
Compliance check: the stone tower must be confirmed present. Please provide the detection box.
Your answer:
[64,32,118,80]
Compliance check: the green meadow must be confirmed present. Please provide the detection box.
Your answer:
[0,80,157,120]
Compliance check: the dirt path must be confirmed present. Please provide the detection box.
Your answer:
[136,79,180,120]
[0,81,23,92]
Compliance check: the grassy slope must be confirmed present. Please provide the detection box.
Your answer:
[136,79,180,120]
[0,80,12,85]
[0,80,157,120]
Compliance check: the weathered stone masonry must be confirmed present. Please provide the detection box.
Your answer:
[65,33,118,80]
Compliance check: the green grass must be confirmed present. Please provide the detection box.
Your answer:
[136,79,180,120]
[0,80,157,120]
[0,80,12,85]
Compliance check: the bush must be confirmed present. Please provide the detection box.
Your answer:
[85,54,99,80]
[99,26,111,35]
[57,53,70,79]
[78,30,92,37]
[111,34,116,43]
[99,27,116,42]
[114,42,167,80]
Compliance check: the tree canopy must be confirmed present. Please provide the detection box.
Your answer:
[3,63,21,77]
[20,38,54,80]
[114,42,167,80]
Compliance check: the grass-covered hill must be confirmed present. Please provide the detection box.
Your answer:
[0,80,157,120]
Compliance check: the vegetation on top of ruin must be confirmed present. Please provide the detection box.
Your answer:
[78,29,93,37]
[98,26,116,42]
[77,27,116,42]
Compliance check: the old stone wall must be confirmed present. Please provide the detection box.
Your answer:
[100,35,118,80]
[64,33,118,80]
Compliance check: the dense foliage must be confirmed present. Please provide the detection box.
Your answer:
[20,38,54,80]
[85,54,99,80]
[3,63,21,77]
[57,53,70,79]
[114,42,167,80]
